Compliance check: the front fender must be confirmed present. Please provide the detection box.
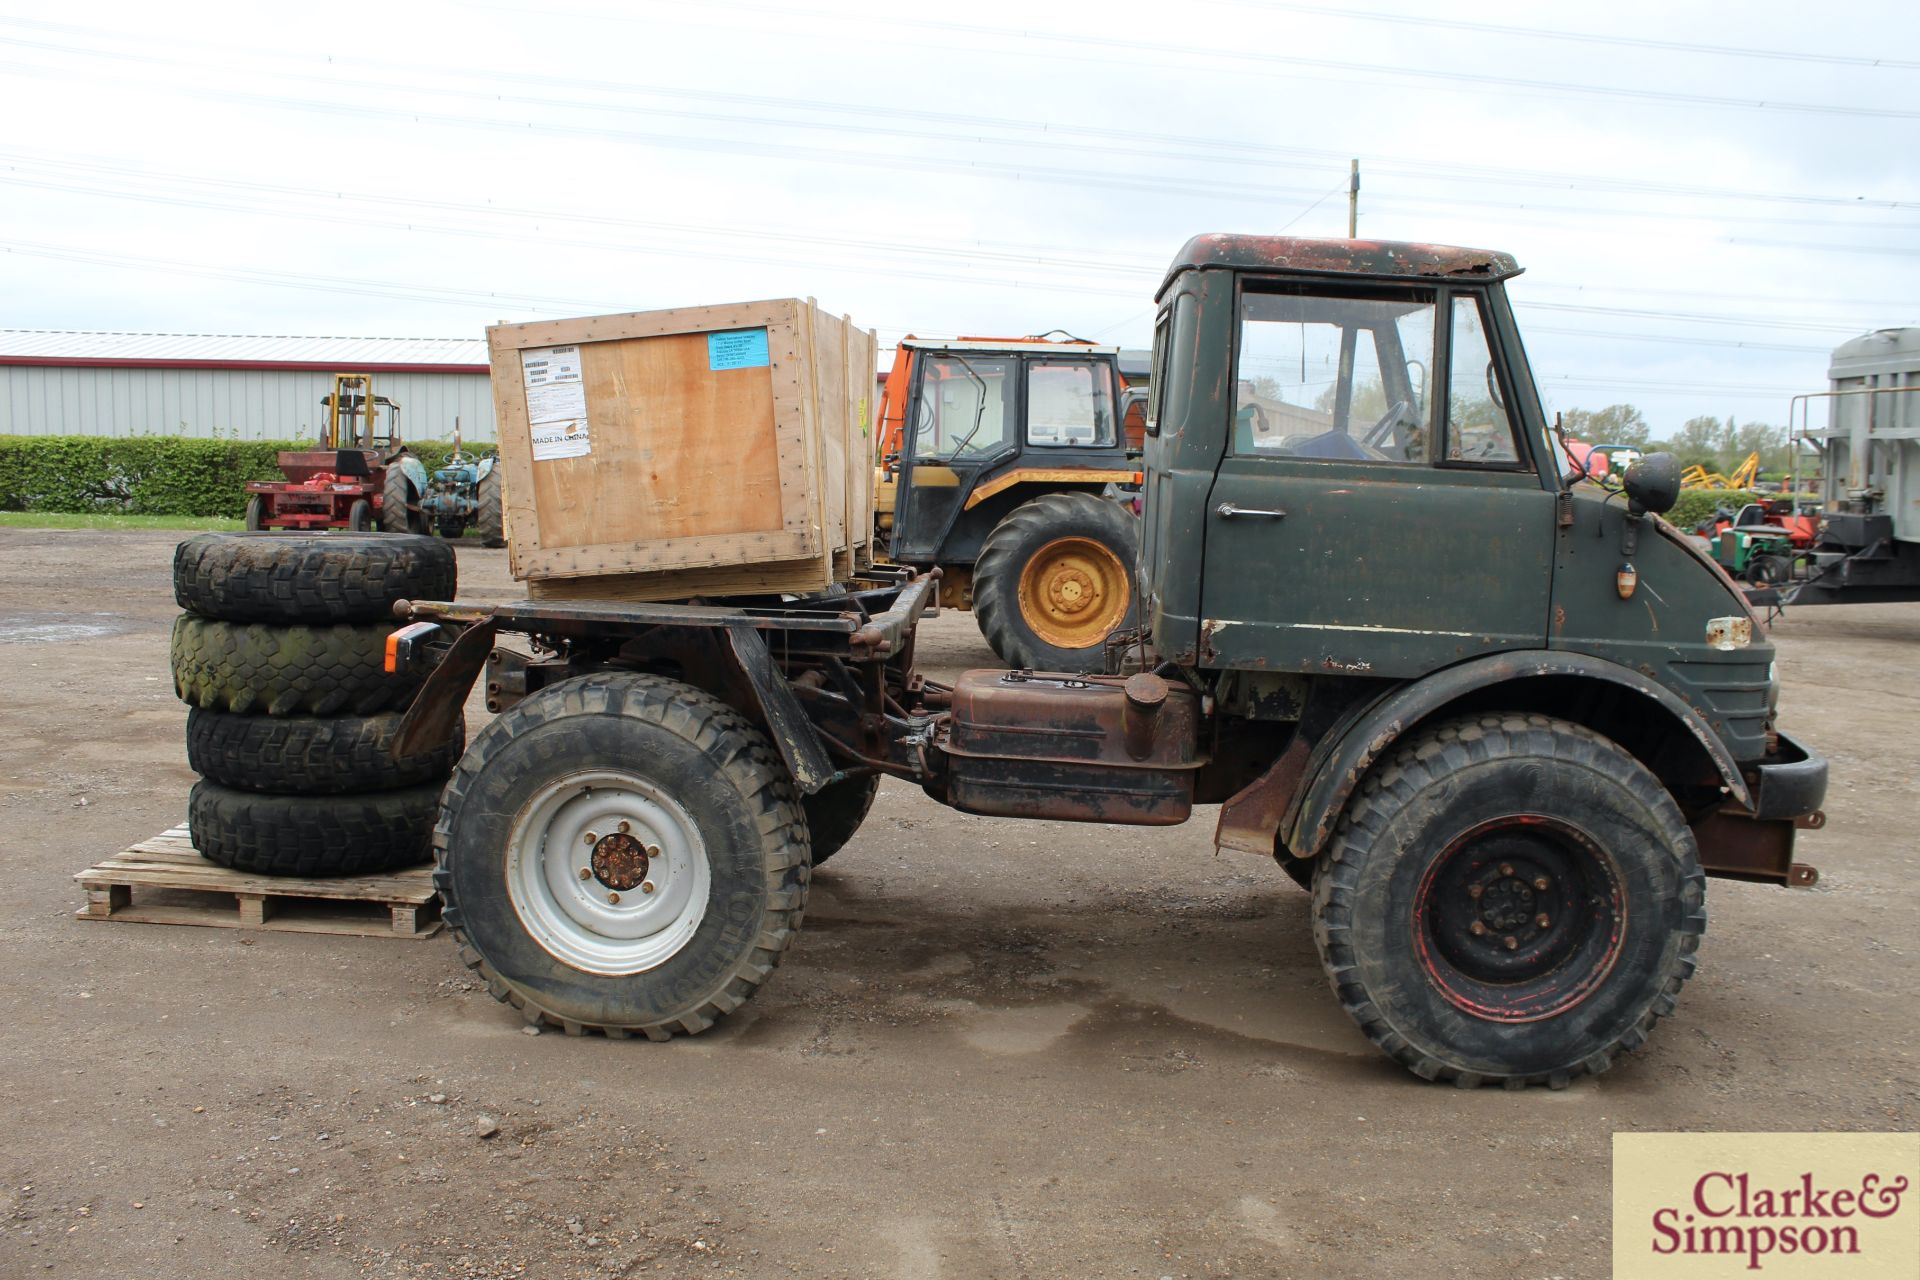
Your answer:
[1281,649,1754,858]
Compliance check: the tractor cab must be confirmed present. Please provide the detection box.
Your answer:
[872,336,1146,668]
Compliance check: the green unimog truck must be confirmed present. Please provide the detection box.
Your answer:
[382,233,1828,1088]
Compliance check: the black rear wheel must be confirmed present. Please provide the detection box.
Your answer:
[802,773,880,867]
[243,495,265,531]
[347,498,374,532]
[476,467,505,548]
[380,466,414,534]
[1312,713,1705,1088]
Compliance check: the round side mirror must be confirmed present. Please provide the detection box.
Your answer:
[1623,452,1682,516]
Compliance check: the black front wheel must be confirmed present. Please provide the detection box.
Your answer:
[347,498,374,532]
[1312,713,1705,1088]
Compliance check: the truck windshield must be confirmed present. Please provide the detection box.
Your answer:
[914,354,1015,458]
[1235,288,1435,464]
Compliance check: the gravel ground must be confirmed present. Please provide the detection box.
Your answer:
[0,527,1912,1279]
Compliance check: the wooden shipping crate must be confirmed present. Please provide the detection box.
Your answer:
[489,298,878,601]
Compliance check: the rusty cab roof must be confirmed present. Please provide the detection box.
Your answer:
[1157,234,1522,300]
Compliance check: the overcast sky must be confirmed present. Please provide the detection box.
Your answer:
[1,0,1914,438]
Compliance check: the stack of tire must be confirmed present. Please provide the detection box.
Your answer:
[169,533,462,877]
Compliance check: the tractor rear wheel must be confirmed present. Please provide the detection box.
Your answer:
[1311,713,1705,1088]
[973,492,1137,670]
[434,671,810,1039]
[381,467,414,534]
[476,468,505,548]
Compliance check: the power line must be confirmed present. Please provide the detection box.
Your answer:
[3,158,1897,339]
[562,0,1920,121]
[5,19,1916,215]
[6,53,1918,260]
[1211,1,1920,71]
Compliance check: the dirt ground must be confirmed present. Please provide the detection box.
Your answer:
[0,526,1913,1280]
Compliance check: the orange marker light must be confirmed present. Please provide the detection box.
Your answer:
[1616,563,1638,600]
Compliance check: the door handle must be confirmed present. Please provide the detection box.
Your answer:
[1215,502,1286,519]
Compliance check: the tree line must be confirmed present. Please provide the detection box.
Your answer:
[1560,406,1798,480]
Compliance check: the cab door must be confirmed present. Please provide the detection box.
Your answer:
[1198,284,1554,677]
[892,352,1019,562]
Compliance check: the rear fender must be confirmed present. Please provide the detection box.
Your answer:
[1279,650,1753,859]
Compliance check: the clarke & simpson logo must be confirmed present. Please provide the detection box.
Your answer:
[1614,1133,1918,1278]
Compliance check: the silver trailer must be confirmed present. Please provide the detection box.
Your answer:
[1790,327,1920,604]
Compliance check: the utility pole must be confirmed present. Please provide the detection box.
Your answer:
[1348,159,1360,237]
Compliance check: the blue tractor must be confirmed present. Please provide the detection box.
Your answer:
[382,436,505,546]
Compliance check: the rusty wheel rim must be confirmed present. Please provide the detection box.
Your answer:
[1412,815,1626,1024]
[1015,536,1131,652]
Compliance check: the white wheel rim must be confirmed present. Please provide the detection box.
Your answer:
[505,770,710,976]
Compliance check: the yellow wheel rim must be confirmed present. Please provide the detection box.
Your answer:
[1016,536,1131,652]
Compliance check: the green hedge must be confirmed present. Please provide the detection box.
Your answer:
[0,436,495,519]
[1669,489,1760,532]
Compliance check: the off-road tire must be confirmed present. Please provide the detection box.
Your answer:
[348,499,374,532]
[476,468,505,548]
[173,531,456,624]
[435,672,810,1040]
[974,491,1138,670]
[803,774,880,867]
[170,616,423,716]
[1311,713,1706,1089]
[188,779,440,876]
[381,466,414,534]
[243,495,265,531]
[186,707,463,794]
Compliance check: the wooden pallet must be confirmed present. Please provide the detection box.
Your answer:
[75,827,442,939]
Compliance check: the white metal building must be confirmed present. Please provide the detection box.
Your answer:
[0,331,494,441]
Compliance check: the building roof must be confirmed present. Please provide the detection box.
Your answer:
[0,330,488,373]
[1158,235,1522,298]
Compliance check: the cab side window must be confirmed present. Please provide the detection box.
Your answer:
[1445,297,1522,466]
[1027,360,1115,447]
[1234,289,1435,464]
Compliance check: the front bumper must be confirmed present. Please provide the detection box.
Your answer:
[1693,730,1829,888]
[1745,730,1828,821]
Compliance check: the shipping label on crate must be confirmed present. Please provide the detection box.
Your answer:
[522,344,591,460]
[707,328,771,371]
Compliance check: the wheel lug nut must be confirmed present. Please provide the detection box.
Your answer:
[1499,863,1515,877]
[641,880,655,894]
[577,867,592,881]
[1533,876,1550,891]
[607,891,621,905]
[1503,936,1519,950]
[1468,884,1484,899]
[618,820,632,834]
[1469,921,1487,936]
[646,845,661,858]
[583,831,598,845]
[1536,913,1551,928]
